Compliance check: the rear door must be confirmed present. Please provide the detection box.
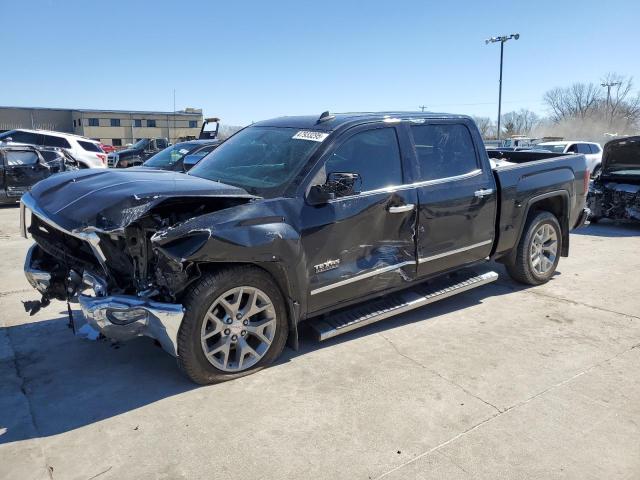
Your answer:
[301,124,418,313]
[3,149,50,197]
[410,121,497,277]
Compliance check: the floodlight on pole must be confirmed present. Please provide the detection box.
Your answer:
[485,33,520,141]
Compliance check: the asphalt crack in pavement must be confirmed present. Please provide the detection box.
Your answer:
[378,332,502,414]
[374,340,640,479]
[494,280,640,321]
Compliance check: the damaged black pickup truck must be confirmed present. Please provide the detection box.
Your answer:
[21,112,590,384]
[588,136,640,223]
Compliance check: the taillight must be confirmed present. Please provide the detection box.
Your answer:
[97,153,107,165]
[583,169,590,194]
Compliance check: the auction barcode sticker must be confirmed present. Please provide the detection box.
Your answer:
[292,131,329,142]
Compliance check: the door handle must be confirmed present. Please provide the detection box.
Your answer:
[388,204,415,213]
[474,189,494,198]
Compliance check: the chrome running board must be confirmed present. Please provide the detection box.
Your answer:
[310,269,498,341]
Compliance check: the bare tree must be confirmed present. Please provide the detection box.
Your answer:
[500,109,539,136]
[543,83,600,121]
[471,116,494,138]
[599,73,640,128]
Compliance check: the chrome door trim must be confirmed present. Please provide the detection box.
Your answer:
[418,239,493,264]
[388,204,415,213]
[324,169,483,204]
[310,260,416,296]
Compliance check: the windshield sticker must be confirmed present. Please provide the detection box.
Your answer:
[179,149,190,154]
[292,131,329,142]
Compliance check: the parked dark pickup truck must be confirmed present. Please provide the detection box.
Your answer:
[107,138,169,168]
[21,112,589,384]
[1,145,77,203]
[588,136,640,222]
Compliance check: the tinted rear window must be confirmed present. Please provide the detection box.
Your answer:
[1,130,42,145]
[43,135,71,149]
[6,150,39,165]
[411,124,478,180]
[78,140,102,152]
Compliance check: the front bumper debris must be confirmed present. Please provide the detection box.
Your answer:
[24,244,52,294]
[24,239,185,357]
[78,295,184,356]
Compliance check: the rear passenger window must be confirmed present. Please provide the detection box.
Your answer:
[6,131,41,145]
[576,144,591,154]
[6,151,39,165]
[589,144,601,153]
[325,128,403,192]
[43,135,71,149]
[411,124,478,181]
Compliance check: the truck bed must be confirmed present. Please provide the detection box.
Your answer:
[486,149,589,259]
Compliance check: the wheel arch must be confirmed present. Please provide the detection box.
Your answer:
[517,191,570,257]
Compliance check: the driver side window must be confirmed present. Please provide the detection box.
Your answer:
[324,128,403,192]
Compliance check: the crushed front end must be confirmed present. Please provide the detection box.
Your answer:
[21,196,186,355]
[19,169,255,355]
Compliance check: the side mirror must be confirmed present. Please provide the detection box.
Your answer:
[306,172,361,205]
[307,184,336,205]
[183,154,201,171]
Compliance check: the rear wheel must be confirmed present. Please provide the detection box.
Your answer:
[505,211,562,285]
[177,267,288,384]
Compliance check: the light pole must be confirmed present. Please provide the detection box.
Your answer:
[485,33,519,141]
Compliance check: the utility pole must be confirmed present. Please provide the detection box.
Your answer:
[419,105,427,112]
[485,33,520,141]
[601,81,622,109]
[172,89,176,144]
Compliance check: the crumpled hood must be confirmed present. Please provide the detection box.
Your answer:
[27,168,254,232]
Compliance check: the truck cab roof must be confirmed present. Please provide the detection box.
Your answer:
[253,112,472,132]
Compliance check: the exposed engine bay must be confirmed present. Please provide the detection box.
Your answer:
[25,195,252,310]
[588,181,640,221]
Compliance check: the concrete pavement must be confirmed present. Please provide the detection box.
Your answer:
[1,204,639,480]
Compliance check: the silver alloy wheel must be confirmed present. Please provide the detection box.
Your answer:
[200,286,277,372]
[529,223,558,275]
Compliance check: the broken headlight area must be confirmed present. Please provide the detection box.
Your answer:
[106,307,148,325]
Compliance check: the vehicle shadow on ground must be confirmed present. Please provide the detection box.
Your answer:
[0,314,195,445]
[0,269,527,445]
[573,221,640,237]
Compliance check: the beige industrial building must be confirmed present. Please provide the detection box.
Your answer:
[0,106,203,146]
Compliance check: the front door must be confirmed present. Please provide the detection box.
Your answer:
[301,124,418,313]
[3,149,50,198]
[409,121,497,277]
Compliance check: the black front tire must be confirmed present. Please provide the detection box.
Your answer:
[505,211,562,286]
[177,266,288,385]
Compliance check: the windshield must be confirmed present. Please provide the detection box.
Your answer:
[189,126,326,195]
[144,142,198,168]
[536,144,567,153]
[130,139,149,149]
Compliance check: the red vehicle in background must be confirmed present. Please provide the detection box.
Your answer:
[100,143,117,154]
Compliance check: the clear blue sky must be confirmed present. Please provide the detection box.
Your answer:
[2,0,639,126]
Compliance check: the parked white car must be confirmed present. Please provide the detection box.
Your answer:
[535,141,602,175]
[0,129,106,168]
